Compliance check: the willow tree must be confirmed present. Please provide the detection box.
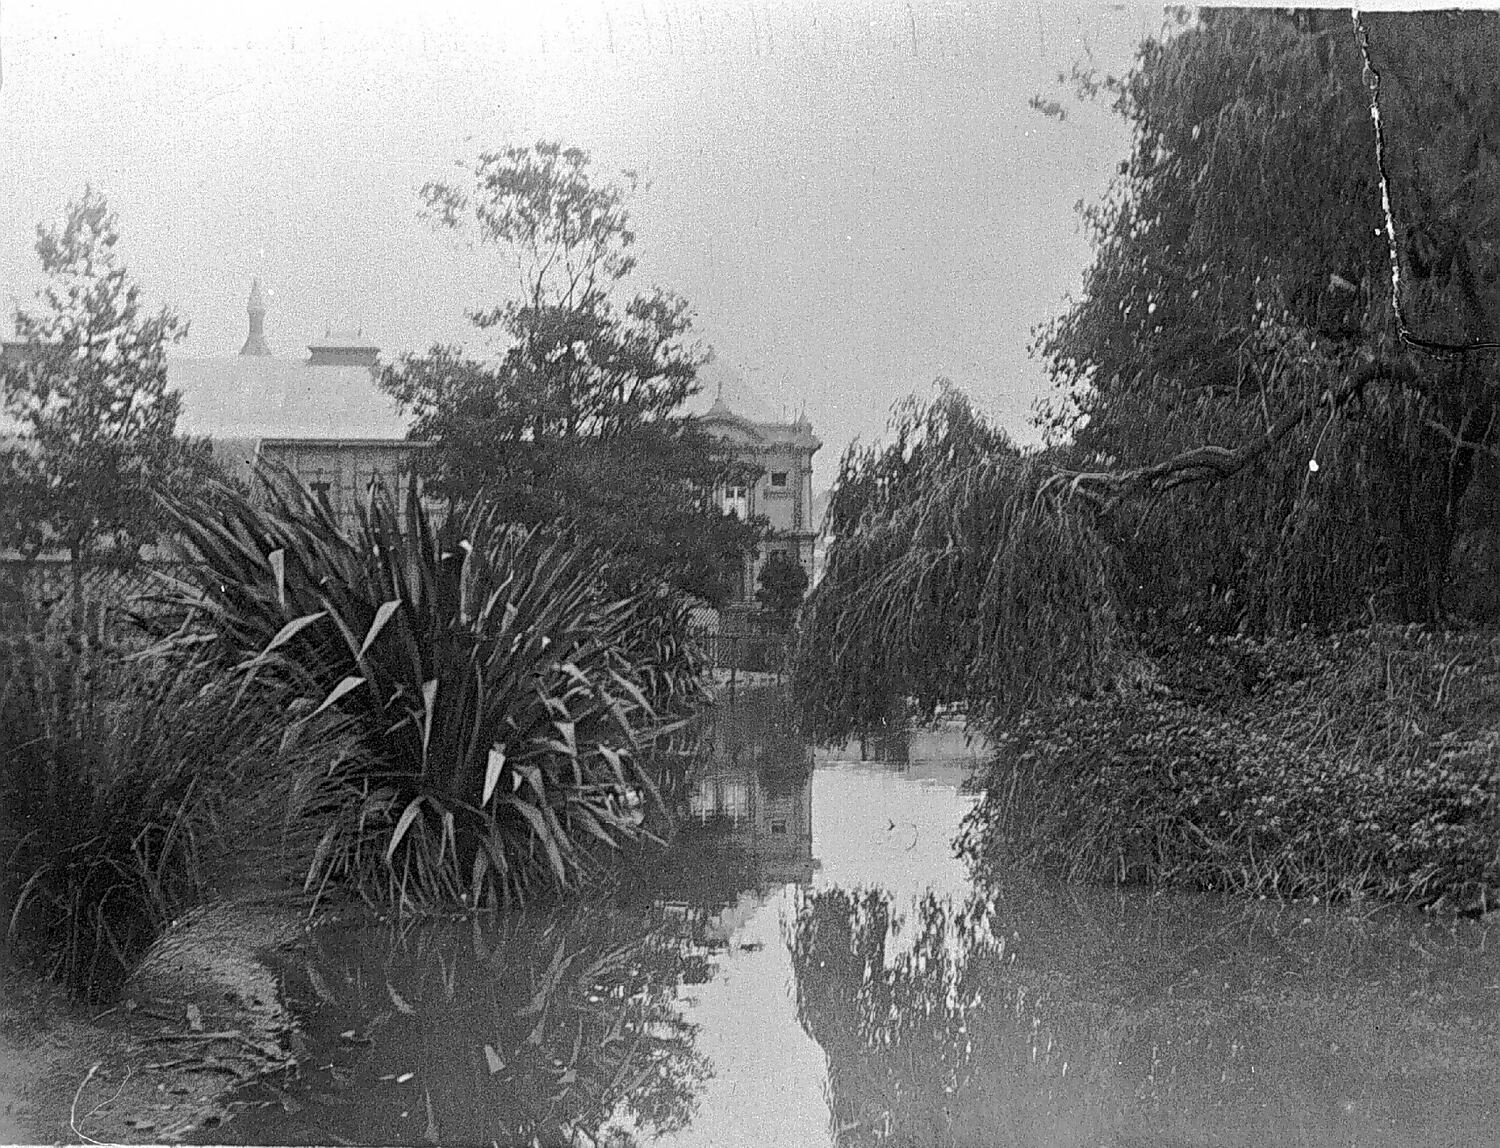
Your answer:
[796,11,1500,739]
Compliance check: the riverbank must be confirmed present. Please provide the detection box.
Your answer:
[0,896,312,1143]
[964,625,1500,911]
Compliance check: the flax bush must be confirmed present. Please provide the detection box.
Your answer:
[155,475,702,910]
[962,628,1500,909]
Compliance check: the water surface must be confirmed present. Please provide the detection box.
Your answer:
[207,691,1500,1147]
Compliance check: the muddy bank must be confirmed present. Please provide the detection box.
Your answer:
[1,895,313,1143]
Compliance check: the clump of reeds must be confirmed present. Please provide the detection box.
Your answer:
[0,634,354,1000]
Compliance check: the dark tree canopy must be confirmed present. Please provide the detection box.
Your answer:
[380,142,761,604]
[0,188,211,572]
[1035,9,1500,628]
[796,11,1500,738]
[755,550,810,630]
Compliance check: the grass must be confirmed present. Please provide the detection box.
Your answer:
[962,626,1500,909]
[0,631,354,1001]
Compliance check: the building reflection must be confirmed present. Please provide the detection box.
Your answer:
[685,691,817,889]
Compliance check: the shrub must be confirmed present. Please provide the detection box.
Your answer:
[0,635,352,1000]
[155,475,700,910]
[962,628,1500,908]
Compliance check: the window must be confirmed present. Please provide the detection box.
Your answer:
[722,484,749,519]
[770,471,788,489]
[769,818,788,836]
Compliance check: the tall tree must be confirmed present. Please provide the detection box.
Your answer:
[380,142,762,604]
[1035,9,1500,626]
[0,188,210,582]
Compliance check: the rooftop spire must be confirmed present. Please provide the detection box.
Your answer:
[240,277,271,356]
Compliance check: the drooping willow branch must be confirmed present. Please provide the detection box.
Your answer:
[1038,356,1423,511]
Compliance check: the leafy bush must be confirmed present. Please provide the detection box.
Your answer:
[156,475,699,910]
[963,628,1500,909]
[0,635,352,1000]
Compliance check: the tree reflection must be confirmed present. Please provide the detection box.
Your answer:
[788,881,1500,1147]
[218,897,713,1147]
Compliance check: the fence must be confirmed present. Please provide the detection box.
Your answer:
[693,630,792,676]
[0,557,194,636]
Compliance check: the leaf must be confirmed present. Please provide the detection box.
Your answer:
[421,679,438,763]
[503,797,568,883]
[359,599,402,660]
[386,796,426,864]
[482,745,506,807]
[269,548,286,609]
[262,611,328,656]
[387,983,416,1016]
[308,675,366,721]
[484,1044,504,1075]
[423,1087,439,1144]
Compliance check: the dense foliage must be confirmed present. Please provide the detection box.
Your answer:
[380,142,762,604]
[155,474,699,910]
[963,628,1500,909]
[754,551,809,631]
[0,188,214,573]
[0,636,352,999]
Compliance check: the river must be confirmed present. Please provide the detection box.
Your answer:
[200,688,1500,1147]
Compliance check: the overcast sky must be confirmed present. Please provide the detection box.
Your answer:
[1,0,1173,482]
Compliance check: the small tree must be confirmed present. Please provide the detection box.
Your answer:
[756,550,809,630]
[0,188,209,592]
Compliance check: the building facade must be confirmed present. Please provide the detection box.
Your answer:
[698,396,821,606]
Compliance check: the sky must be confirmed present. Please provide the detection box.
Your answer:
[0,0,1175,485]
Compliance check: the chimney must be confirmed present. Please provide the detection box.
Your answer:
[307,325,379,369]
[240,278,272,356]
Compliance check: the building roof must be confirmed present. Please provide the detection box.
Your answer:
[699,397,820,451]
[692,361,820,451]
[170,355,412,440]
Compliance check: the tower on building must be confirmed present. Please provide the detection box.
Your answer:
[240,278,272,356]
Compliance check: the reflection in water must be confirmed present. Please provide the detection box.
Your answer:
[788,877,1500,1147]
[206,691,817,1147]
[207,899,711,1147]
[686,690,816,889]
[200,693,1500,1147]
